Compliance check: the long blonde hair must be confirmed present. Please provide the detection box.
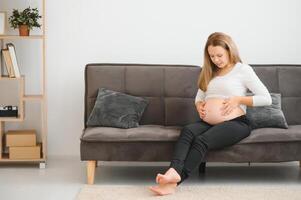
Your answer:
[198,32,242,91]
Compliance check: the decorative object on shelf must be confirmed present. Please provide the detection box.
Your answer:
[1,43,20,78]
[6,130,41,160]
[6,43,20,77]
[1,48,15,77]
[0,12,6,35]
[0,105,18,117]
[8,7,41,36]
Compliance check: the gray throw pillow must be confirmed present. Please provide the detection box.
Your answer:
[87,88,149,128]
[246,93,288,129]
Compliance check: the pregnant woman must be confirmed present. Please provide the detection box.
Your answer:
[149,32,272,195]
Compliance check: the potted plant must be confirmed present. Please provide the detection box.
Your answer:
[8,7,42,36]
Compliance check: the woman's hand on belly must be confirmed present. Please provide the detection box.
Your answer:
[196,101,206,119]
[203,97,245,125]
[220,96,241,116]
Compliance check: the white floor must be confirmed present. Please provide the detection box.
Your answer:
[0,156,300,200]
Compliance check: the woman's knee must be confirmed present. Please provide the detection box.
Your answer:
[180,124,198,140]
[192,135,209,150]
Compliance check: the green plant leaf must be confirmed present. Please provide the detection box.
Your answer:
[8,6,42,30]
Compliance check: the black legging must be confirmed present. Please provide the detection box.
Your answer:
[169,115,251,185]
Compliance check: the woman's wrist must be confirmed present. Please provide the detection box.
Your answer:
[236,96,242,104]
[237,96,253,107]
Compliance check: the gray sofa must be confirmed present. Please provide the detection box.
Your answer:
[80,63,301,184]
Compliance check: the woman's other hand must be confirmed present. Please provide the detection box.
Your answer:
[220,96,241,116]
[196,101,206,119]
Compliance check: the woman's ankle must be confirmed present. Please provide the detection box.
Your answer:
[166,168,181,182]
[169,168,180,176]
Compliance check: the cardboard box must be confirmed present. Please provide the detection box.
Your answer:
[9,144,41,159]
[6,130,36,147]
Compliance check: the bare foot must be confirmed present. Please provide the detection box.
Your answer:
[156,168,181,184]
[149,183,177,196]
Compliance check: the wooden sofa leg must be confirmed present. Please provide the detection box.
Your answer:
[299,161,301,168]
[87,160,96,185]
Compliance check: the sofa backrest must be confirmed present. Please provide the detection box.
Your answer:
[251,65,301,125]
[85,64,301,127]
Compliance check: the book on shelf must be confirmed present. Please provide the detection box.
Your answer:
[6,43,20,78]
[1,49,15,78]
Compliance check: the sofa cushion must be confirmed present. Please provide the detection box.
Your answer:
[86,88,148,128]
[205,142,301,162]
[81,125,301,143]
[239,125,301,144]
[81,125,181,142]
[246,93,288,129]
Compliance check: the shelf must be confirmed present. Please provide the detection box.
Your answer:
[0,115,24,122]
[0,35,44,40]
[0,76,24,80]
[23,95,44,101]
[0,154,45,162]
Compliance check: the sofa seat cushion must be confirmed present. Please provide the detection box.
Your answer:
[240,125,301,144]
[81,125,301,144]
[81,125,181,142]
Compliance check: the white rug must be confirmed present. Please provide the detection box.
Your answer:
[76,184,301,200]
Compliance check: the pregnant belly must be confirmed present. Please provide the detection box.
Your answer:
[203,98,245,125]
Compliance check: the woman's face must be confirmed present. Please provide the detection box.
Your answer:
[208,45,231,69]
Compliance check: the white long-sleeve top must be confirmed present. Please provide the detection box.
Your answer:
[195,62,272,113]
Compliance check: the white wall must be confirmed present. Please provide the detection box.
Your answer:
[2,0,300,156]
